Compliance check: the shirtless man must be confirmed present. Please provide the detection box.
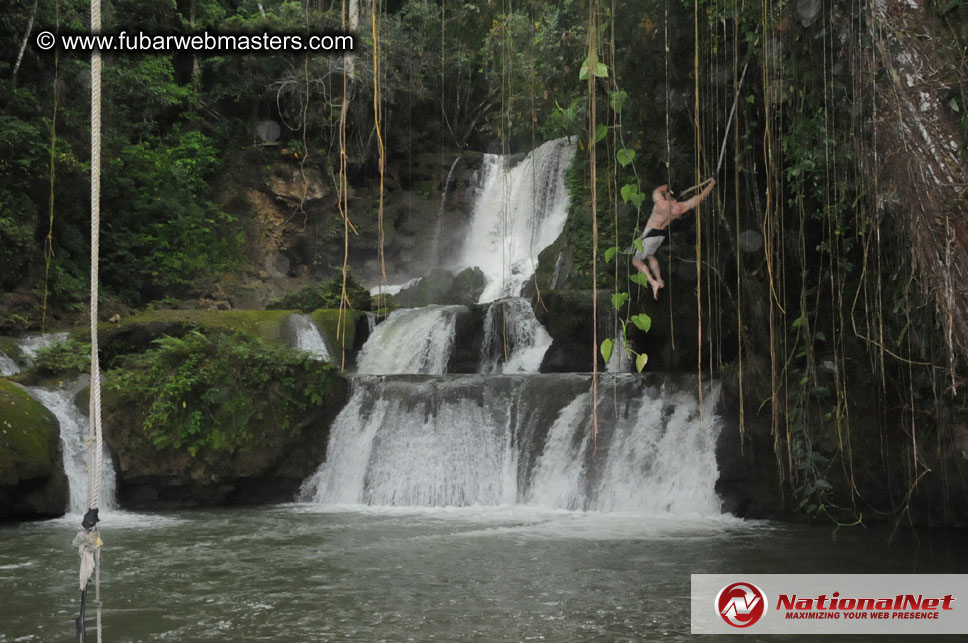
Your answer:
[631,179,716,299]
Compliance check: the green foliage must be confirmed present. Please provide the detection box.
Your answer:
[611,292,628,310]
[600,337,614,364]
[29,338,91,378]
[101,129,240,302]
[0,109,45,289]
[579,58,609,81]
[109,330,340,457]
[620,183,646,209]
[268,273,372,312]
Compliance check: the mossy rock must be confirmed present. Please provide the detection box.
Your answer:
[267,274,371,312]
[0,337,24,365]
[309,309,362,356]
[91,309,298,367]
[102,336,350,509]
[0,379,68,519]
[394,267,486,307]
[120,309,295,341]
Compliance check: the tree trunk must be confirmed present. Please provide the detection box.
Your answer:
[12,0,40,82]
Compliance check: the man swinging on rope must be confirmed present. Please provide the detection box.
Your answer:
[631,179,716,299]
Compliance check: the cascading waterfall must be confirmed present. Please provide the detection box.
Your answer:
[355,306,464,374]
[286,314,332,361]
[17,331,68,362]
[480,297,553,374]
[28,381,117,514]
[5,333,118,514]
[302,373,722,514]
[0,351,18,377]
[452,137,575,303]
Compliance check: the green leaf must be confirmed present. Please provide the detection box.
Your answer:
[950,97,961,112]
[621,183,638,204]
[630,272,650,287]
[799,376,809,386]
[610,89,628,114]
[635,352,648,372]
[814,479,834,492]
[604,246,619,263]
[630,314,652,333]
[579,58,609,80]
[617,148,635,167]
[595,124,609,143]
[600,338,614,365]
[792,315,805,330]
[633,238,645,253]
[611,292,628,310]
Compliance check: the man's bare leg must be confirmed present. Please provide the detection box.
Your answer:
[647,254,664,300]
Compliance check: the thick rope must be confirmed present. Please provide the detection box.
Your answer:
[77,1,104,641]
[89,0,103,516]
[589,0,599,449]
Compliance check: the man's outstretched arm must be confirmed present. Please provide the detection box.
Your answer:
[673,179,716,217]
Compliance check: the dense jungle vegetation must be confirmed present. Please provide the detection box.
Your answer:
[3,0,968,525]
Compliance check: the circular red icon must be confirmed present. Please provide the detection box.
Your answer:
[716,582,767,628]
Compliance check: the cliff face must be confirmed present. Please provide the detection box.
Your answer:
[871,1,968,381]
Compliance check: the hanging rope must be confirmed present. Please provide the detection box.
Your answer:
[75,1,104,641]
[42,2,60,333]
[372,0,386,289]
[693,0,704,413]
[588,0,600,449]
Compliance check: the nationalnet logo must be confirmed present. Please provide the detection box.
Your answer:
[716,582,767,628]
[692,575,968,635]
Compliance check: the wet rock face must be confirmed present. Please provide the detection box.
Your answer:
[394,268,487,307]
[0,379,68,519]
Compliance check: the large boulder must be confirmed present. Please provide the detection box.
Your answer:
[0,379,68,519]
[395,268,486,307]
[101,332,350,509]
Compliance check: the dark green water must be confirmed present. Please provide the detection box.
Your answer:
[1,506,965,642]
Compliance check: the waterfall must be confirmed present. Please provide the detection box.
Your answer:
[1,331,71,376]
[525,394,593,510]
[17,331,69,363]
[28,381,117,514]
[355,306,464,374]
[480,297,553,374]
[286,314,332,361]
[0,351,17,377]
[451,137,575,303]
[301,373,722,514]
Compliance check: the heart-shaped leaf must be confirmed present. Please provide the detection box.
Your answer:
[630,272,650,287]
[630,313,652,333]
[635,352,648,372]
[600,338,614,365]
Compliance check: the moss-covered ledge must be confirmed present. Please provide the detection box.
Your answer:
[0,379,68,519]
[89,308,364,368]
